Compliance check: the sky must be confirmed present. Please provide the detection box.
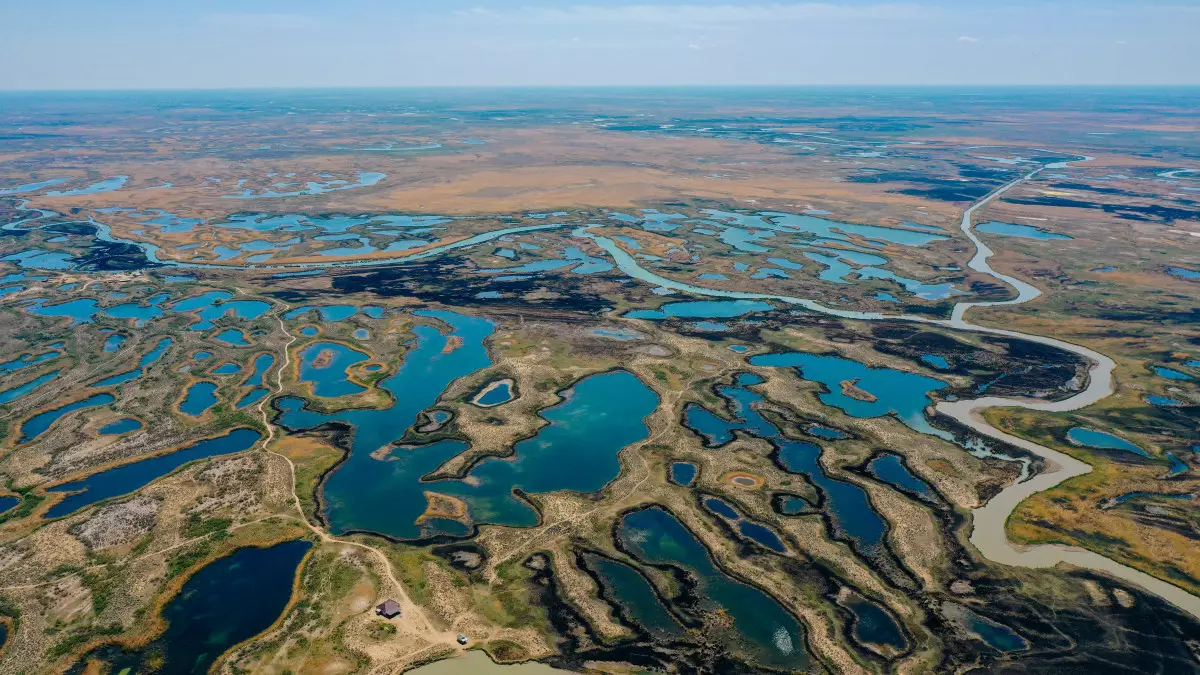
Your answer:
[3,1,1197,89]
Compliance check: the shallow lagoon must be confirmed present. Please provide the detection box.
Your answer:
[626,299,772,320]
[281,312,659,539]
[618,508,809,669]
[279,311,495,537]
[99,418,142,435]
[750,351,949,438]
[1066,427,1149,458]
[20,393,115,444]
[685,374,889,555]
[0,369,59,405]
[580,553,683,638]
[179,381,219,416]
[46,428,262,518]
[83,540,310,674]
[298,342,368,397]
[93,337,173,387]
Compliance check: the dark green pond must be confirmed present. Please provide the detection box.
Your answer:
[618,507,809,670]
[73,540,310,674]
[581,552,683,638]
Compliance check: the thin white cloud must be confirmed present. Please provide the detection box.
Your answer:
[688,43,703,50]
[957,35,980,43]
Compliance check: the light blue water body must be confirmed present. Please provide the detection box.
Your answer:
[0,350,60,373]
[0,369,60,405]
[730,345,750,353]
[1154,366,1193,381]
[299,326,319,337]
[237,388,270,408]
[959,608,1029,652]
[1,250,75,270]
[214,329,250,346]
[0,285,22,297]
[474,381,513,407]
[767,257,804,270]
[44,429,262,518]
[692,321,729,331]
[711,210,948,247]
[670,462,697,486]
[0,496,18,514]
[806,425,847,440]
[92,338,173,387]
[684,374,890,555]
[192,351,211,360]
[102,334,126,352]
[1166,267,1199,280]
[855,268,965,300]
[102,293,170,326]
[1146,396,1185,406]
[698,273,727,281]
[975,221,1073,240]
[298,342,368,397]
[426,371,658,530]
[1167,453,1189,476]
[580,553,684,638]
[99,418,142,435]
[484,246,613,276]
[353,328,370,339]
[921,354,950,370]
[750,352,950,439]
[867,454,937,502]
[1066,427,1150,458]
[44,175,128,196]
[592,327,643,340]
[0,177,71,195]
[618,508,809,669]
[803,252,855,284]
[248,354,275,385]
[19,393,116,444]
[221,171,386,198]
[626,299,772,320]
[179,382,219,416]
[750,268,790,280]
[212,362,241,375]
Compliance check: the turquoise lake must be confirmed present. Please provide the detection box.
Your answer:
[749,352,949,439]
[298,342,368,397]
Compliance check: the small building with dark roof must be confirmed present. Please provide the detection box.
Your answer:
[375,599,402,619]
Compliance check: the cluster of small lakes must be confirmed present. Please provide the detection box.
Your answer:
[1,168,1197,672]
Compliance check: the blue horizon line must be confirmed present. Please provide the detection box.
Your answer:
[3,84,1200,95]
